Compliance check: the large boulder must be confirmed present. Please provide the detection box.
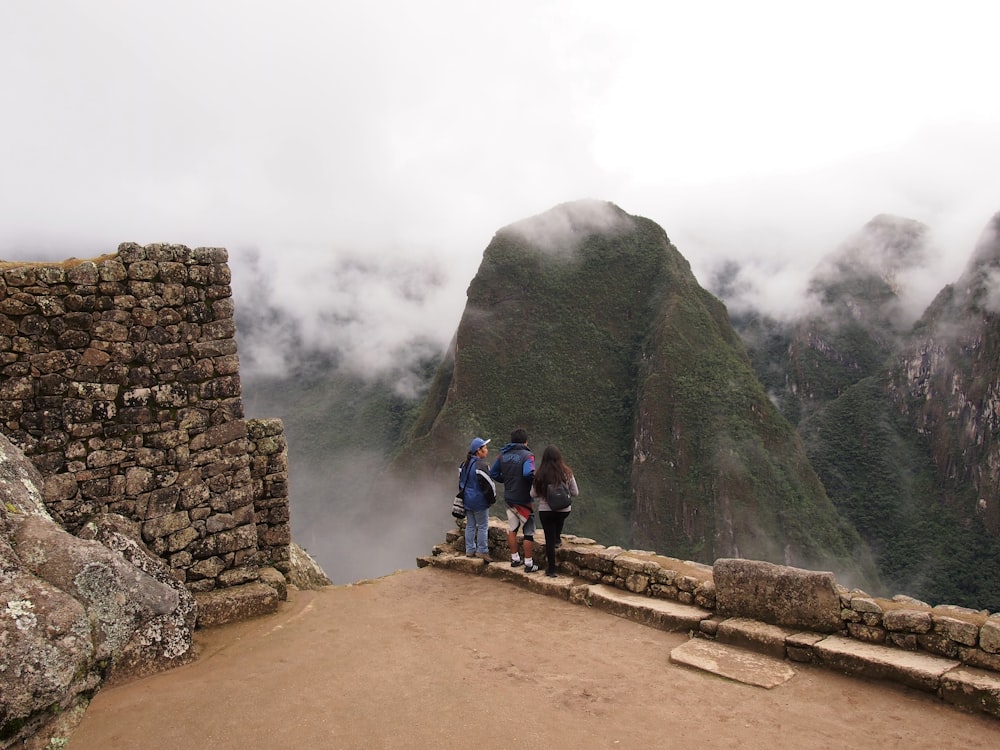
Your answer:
[287,541,332,590]
[713,557,843,632]
[77,513,198,685]
[0,433,196,748]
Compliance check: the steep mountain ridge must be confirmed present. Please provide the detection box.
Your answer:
[889,212,1000,535]
[732,215,930,425]
[728,211,1000,609]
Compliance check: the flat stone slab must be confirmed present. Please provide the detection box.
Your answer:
[715,617,799,659]
[940,665,1000,718]
[587,584,711,632]
[813,635,960,692]
[483,561,575,598]
[670,638,796,688]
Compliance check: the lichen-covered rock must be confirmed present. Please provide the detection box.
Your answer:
[12,515,178,662]
[0,564,96,742]
[287,542,332,590]
[77,513,198,684]
[1,433,194,748]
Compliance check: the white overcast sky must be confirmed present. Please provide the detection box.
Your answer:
[2,0,999,374]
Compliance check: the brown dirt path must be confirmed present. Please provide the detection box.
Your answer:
[68,567,1000,749]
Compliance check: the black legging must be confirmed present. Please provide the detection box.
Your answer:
[538,509,570,574]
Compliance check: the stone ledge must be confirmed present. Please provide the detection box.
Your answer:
[813,635,960,692]
[715,617,799,659]
[587,583,711,632]
[940,666,1000,718]
[194,582,280,628]
[484,561,576,599]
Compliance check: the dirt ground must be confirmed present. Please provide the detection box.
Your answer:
[68,566,1000,750]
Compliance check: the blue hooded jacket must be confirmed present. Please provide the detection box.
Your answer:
[459,454,496,512]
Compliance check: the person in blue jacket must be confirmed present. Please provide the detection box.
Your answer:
[459,437,496,561]
[490,428,539,572]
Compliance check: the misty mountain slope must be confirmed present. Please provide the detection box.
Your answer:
[242,362,428,584]
[630,256,871,578]
[233,252,447,583]
[790,212,1000,609]
[799,375,1000,608]
[730,215,931,426]
[888,212,1000,537]
[396,200,874,582]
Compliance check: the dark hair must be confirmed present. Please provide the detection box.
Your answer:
[510,427,528,444]
[532,444,572,496]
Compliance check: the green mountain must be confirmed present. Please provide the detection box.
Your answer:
[730,215,930,426]
[729,212,1000,610]
[394,200,875,584]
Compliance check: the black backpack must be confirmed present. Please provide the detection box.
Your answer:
[547,480,572,511]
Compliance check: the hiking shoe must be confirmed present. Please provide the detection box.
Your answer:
[477,552,493,563]
[545,571,558,578]
[465,552,476,558]
[523,563,540,573]
[510,559,523,568]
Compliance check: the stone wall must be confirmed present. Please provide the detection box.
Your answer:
[0,243,290,592]
[434,520,1000,677]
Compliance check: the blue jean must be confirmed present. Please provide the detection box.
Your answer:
[465,508,490,554]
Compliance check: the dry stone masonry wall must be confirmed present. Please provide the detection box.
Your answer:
[430,520,1000,680]
[0,243,290,592]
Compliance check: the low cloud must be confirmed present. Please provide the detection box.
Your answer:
[230,244,467,392]
[503,199,634,255]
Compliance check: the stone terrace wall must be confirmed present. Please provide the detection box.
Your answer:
[0,243,290,591]
[437,521,1000,677]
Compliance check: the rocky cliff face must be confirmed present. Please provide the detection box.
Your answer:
[734,215,930,426]
[889,213,1000,535]
[729,211,1000,609]
[1,432,195,749]
[397,201,873,582]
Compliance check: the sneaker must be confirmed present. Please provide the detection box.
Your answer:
[523,563,540,573]
[510,559,523,568]
[477,552,493,563]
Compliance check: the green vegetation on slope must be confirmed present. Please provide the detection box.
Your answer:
[402,210,672,546]
[632,274,871,581]
[800,376,1000,610]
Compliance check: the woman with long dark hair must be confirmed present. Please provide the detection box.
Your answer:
[531,444,579,577]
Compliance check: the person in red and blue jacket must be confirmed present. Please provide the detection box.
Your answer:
[489,428,539,572]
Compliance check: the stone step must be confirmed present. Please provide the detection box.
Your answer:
[586,583,711,632]
[715,617,802,659]
[813,634,961,693]
[194,582,280,628]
